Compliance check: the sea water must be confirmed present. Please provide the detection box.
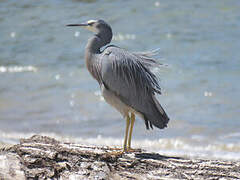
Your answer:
[0,0,240,160]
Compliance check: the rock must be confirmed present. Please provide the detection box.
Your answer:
[0,152,25,179]
[0,135,239,179]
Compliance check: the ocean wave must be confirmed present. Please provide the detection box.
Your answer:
[0,131,239,160]
[220,132,240,140]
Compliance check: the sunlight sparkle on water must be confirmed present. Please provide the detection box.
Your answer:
[113,33,136,41]
[0,66,37,73]
[69,100,75,107]
[55,74,61,80]
[10,32,16,38]
[204,91,213,97]
[94,90,105,101]
[154,1,160,7]
[74,31,80,37]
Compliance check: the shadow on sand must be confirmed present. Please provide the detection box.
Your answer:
[135,152,183,160]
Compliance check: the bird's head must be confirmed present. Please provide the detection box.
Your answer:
[66,19,112,35]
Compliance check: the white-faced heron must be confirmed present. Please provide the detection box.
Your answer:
[67,20,169,152]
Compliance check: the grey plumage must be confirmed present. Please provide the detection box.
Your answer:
[100,47,169,129]
[67,19,169,151]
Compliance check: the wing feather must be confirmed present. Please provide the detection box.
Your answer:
[100,47,169,129]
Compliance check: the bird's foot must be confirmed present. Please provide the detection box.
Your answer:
[103,147,124,156]
[104,150,124,156]
[126,147,142,153]
[104,147,142,155]
[108,147,122,151]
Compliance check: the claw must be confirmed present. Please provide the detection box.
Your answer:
[126,147,142,153]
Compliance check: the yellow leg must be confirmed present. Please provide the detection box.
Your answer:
[123,114,130,152]
[127,112,135,150]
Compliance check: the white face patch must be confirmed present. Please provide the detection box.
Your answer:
[85,20,98,32]
[87,20,97,24]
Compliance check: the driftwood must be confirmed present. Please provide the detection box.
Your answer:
[0,135,239,180]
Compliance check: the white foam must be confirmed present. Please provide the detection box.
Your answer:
[0,131,239,160]
[220,132,240,139]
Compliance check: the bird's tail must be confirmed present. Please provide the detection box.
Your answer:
[143,95,169,130]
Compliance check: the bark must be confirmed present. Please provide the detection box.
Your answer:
[0,135,239,180]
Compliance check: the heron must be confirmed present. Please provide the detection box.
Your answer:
[67,19,169,152]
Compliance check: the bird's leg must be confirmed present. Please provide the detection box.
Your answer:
[123,114,130,152]
[127,112,135,150]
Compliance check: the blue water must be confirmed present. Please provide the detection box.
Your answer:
[0,0,240,160]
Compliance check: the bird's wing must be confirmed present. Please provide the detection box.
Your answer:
[100,47,169,129]
[133,48,162,67]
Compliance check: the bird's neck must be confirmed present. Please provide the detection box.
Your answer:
[85,32,112,82]
[86,30,112,54]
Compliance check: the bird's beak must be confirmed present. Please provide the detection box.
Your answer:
[66,21,97,33]
[66,23,88,27]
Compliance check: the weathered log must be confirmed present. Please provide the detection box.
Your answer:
[0,135,239,179]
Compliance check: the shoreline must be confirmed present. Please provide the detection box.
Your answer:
[0,133,239,162]
[0,135,240,179]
